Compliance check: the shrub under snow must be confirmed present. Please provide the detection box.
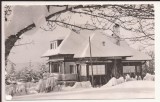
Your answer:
[36,79,46,93]
[103,75,136,88]
[103,77,117,87]
[27,86,38,94]
[6,95,12,100]
[117,77,125,84]
[125,74,132,82]
[72,81,92,88]
[81,81,92,88]
[143,73,155,81]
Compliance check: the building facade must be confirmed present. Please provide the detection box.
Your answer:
[42,25,151,86]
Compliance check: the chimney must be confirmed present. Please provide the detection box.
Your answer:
[112,24,120,45]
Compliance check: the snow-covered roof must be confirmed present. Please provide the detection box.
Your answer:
[42,30,132,57]
[73,31,132,58]
[50,36,65,42]
[106,34,151,61]
[42,30,151,61]
[124,48,151,61]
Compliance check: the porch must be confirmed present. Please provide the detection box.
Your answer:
[48,57,145,86]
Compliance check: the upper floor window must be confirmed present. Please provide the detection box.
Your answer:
[50,39,63,49]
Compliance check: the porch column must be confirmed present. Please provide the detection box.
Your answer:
[49,62,50,73]
[135,66,137,75]
[112,59,118,78]
[105,63,109,83]
[58,62,61,74]
[86,64,89,81]
[77,64,81,82]
[140,65,142,77]
[63,62,66,74]
[117,59,123,77]
[50,62,52,73]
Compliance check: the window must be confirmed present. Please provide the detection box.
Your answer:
[50,43,52,49]
[51,63,59,73]
[54,41,57,49]
[57,40,63,46]
[50,41,57,49]
[123,66,135,73]
[89,65,105,75]
[53,64,59,72]
[70,65,75,74]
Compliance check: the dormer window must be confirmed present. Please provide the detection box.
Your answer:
[50,39,63,49]
[50,42,55,49]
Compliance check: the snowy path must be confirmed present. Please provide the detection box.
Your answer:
[12,81,155,100]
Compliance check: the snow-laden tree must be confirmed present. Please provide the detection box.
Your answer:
[4,4,154,63]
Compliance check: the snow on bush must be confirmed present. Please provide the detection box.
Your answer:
[6,95,12,100]
[45,77,57,92]
[102,75,136,88]
[103,77,117,87]
[36,79,46,93]
[117,77,125,84]
[6,85,16,96]
[72,81,92,88]
[81,81,92,88]
[27,86,38,94]
[35,76,58,93]
[28,89,38,94]
[125,74,131,82]
[43,72,50,79]
[72,82,82,88]
[5,6,48,39]
[15,84,27,95]
[125,74,138,82]
[6,82,39,96]
[137,76,142,80]
[143,73,155,81]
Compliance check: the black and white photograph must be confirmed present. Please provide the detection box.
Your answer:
[1,1,158,101]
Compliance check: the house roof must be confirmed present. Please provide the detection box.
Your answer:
[123,48,152,61]
[42,30,151,61]
[73,31,132,58]
[107,35,151,60]
[42,30,131,57]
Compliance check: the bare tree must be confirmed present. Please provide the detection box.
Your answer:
[4,4,154,63]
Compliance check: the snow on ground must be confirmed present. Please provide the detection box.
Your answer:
[12,81,155,100]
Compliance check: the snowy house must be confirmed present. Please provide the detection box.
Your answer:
[42,24,151,86]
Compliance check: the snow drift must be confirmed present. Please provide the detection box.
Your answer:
[102,74,138,88]
[102,77,125,87]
